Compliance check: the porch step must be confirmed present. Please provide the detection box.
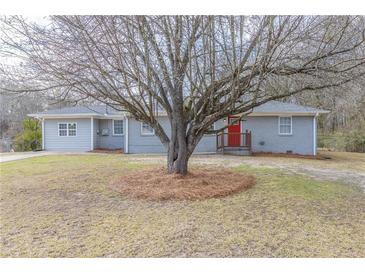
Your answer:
[218,147,252,156]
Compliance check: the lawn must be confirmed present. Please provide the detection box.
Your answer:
[0,153,364,257]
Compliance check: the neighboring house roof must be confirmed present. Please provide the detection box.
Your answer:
[28,101,329,118]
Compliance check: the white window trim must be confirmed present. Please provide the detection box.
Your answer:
[58,122,77,137]
[278,116,293,135]
[112,119,124,136]
[140,122,155,136]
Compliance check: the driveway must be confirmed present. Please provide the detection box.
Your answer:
[0,151,58,163]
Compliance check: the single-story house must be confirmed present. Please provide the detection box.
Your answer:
[28,101,329,156]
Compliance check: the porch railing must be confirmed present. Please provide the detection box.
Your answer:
[216,130,252,150]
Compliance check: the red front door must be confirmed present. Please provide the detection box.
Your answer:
[228,115,241,146]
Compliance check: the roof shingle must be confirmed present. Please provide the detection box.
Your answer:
[35,105,123,115]
[251,101,328,113]
[29,101,329,117]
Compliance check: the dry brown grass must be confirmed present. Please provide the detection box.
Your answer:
[110,168,256,201]
[1,154,364,257]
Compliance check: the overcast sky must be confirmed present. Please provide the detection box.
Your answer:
[0,16,51,66]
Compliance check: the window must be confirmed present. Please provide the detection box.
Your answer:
[141,122,155,135]
[68,123,77,136]
[113,119,124,135]
[58,122,77,137]
[58,123,68,136]
[279,116,292,135]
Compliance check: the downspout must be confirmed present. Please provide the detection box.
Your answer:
[42,118,45,150]
[313,113,318,156]
[125,116,129,154]
[90,117,94,151]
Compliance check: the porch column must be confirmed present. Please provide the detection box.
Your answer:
[90,117,94,151]
[313,113,318,156]
[42,118,45,150]
[125,116,129,153]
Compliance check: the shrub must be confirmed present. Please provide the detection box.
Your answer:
[318,129,365,153]
[345,130,365,152]
[13,119,42,151]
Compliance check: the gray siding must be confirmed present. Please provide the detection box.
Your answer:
[43,116,315,155]
[95,119,124,149]
[195,119,225,153]
[44,118,91,151]
[128,117,225,154]
[242,116,314,155]
[128,117,169,153]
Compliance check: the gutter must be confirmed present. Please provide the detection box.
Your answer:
[42,118,45,150]
[27,113,127,119]
[313,112,319,156]
[125,116,129,153]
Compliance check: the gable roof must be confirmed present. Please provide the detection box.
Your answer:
[28,101,329,118]
[248,101,329,115]
[28,105,126,118]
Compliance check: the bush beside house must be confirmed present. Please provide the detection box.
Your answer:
[318,128,365,153]
[13,119,42,151]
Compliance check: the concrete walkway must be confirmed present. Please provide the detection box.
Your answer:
[0,151,58,163]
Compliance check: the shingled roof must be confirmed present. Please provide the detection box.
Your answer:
[250,101,329,114]
[29,101,329,118]
[29,105,125,117]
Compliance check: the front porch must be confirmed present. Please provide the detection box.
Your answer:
[216,130,252,156]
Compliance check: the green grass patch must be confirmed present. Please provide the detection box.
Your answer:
[234,164,358,200]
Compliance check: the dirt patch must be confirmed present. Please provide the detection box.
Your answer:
[252,152,328,160]
[110,168,256,201]
[90,149,123,154]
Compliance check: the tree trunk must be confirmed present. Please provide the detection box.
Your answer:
[166,121,190,175]
[167,143,189,175]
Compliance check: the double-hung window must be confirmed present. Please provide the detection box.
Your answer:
[113,120,124,135]
[141,122,155,135]
[278,116,292,135]
[58,122,77,137]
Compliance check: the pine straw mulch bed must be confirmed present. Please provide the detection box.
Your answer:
[110,168,256,201]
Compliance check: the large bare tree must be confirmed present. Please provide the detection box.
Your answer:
[1,16,364,174]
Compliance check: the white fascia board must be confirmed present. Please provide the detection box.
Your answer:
[98,114,126,119]
[124,111,169,117]
[28,113,126,119]
[247,112,327,116]
[28,113,101,118]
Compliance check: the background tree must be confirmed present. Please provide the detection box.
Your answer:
[13,118,42,151]
[0,75,71,150]
[1,16,364,174]
[0,93,45,138]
